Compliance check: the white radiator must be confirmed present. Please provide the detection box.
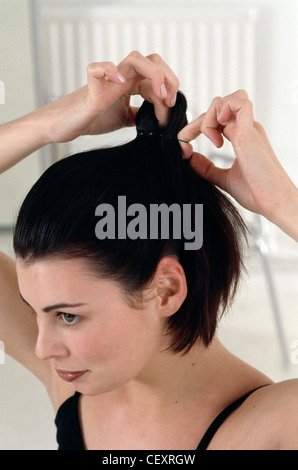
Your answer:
[31,0,259,163]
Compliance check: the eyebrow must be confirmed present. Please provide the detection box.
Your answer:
[19,293,88,313]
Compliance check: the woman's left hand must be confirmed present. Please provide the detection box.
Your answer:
[178,90,298,241]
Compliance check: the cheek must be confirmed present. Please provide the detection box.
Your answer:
[76,307,163,366]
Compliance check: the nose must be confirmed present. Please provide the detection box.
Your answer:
[35,321,69,361]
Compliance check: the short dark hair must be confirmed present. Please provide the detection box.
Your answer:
[13,92,247,353]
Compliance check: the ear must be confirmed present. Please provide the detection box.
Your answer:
[153,256,188,318]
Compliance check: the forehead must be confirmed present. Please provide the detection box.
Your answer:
[16,256,93,281]
[15,257,113,302]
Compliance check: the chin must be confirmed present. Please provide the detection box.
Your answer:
[72,376,124,397]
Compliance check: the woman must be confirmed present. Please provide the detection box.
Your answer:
[1,52,297,450]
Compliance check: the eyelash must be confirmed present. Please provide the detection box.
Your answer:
[30,309,80,327]
[57,312,80,327]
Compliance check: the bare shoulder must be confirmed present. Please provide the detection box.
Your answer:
[267,379,298,428]
[211,378,298,450]
[268,377,298,397]
[259,378,298,413]
[246,379,298,449]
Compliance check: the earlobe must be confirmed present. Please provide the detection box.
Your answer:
[155,257,187,317]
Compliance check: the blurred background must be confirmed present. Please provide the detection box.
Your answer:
[0,0,297,449]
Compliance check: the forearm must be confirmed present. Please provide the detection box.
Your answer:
[0,109,50,174]
[269,184,298,242]
[0,250,50,383]
[0,54,179,175]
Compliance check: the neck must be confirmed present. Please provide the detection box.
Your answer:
[115,336,242,414]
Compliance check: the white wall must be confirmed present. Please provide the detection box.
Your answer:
[254,0,298,182]
[251,0,298,255]
[0,0,297,255]
[0,0,40,230]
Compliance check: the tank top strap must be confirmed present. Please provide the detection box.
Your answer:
[196,385,269,450]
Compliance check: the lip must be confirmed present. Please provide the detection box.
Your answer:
[55,369,88,382]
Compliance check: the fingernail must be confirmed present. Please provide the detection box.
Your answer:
[117,72,126,83]
[170,94,177,107]
[161,83,167,99]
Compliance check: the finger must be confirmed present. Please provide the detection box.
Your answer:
[189,152,229,191]
[138,79,171,127]
[178,113,205,142]
[177,113,206,159]
[86,62,127,109]
[147,53,180,107]
[217,97,254,128]
[153,102,171,127]
[180,95,253,151]
[118,51,179,105]
[177,114,205,158]
[179,140,193,159]
[227,89,250,100]
[199,97,226,147]
[87,61,126,86]
[117,51,180,126]
[176,133,193,159]
[118,52,166,100]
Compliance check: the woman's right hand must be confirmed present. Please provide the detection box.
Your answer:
[178,90,298,241]
[0,51,179,173]
[41,51,179,144]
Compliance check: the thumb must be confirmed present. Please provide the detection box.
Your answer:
[189,152,229,191]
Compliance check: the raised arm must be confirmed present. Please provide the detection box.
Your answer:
[178,90,298,242]
[0,51,179,174]
[0,52,179,385]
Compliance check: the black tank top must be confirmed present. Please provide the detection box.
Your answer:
[55,387,267,450]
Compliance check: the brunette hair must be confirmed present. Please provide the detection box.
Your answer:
[13,92,247,353]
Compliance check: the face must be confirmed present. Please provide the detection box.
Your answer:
[16,257,167,396]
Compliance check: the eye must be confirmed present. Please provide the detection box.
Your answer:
[59,313,80,326]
